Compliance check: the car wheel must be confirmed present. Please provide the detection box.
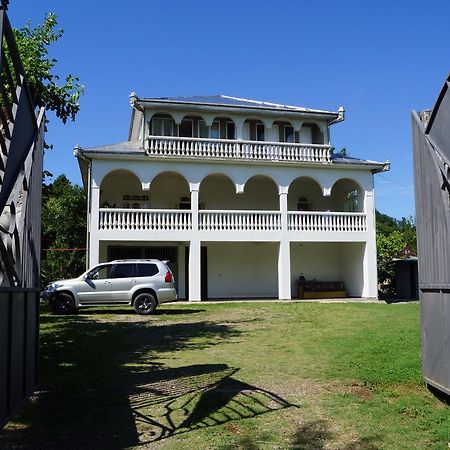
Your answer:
[134,293,157,315]
[51,293,76,315]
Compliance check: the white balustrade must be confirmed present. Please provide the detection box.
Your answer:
[99,209,192,231]
[146,136,331,163]
[288,212,366,232]
[199,210,281,231]
[98,209,365,233]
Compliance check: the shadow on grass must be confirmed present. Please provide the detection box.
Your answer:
[0,314,239,448]
[77,307,206,316]
[0,313,294,449]
[130,364,296,443]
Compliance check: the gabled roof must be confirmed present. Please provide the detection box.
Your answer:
[135,94,340,116]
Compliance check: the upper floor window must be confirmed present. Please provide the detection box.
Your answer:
[199,119,235,140]
[278,123,294,143]
[249,121,265,141]
[151,116,175,136]
[345,190,358,212]
[179,119,194,137]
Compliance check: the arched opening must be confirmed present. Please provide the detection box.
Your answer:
[149,113,176,137]
[288,177,325,211]
[241,175,278,210]
[199,173,236,209]
[179,115,208,138]
[149,172,190,209]
[100,170,144,208]
[210,116,235,139]
[300,123,324,145]
[330,178,364,212]
[243,119,265,141]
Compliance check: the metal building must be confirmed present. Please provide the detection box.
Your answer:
[412,73,450,395]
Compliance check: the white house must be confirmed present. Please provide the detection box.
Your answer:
[75,94,388,301]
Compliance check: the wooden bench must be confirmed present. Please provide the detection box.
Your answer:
[298,280,347,299]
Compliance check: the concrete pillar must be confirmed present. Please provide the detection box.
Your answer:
[177,244,186,299]
[89,238,99,268]
[190,186,199,232]
[362,189,378,298]
[189,239,201,301]
[278,240,291,300]
[279,189,288,232]
[88,186,100,267]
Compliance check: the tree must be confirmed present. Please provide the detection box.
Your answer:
[13,13,83,124]
[41,175,87,285]
[375,210,417,296]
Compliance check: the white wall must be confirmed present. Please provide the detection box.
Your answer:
[207,242,278,298]
[290,242,365,297]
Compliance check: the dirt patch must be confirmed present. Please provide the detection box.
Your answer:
[344,383,374,400]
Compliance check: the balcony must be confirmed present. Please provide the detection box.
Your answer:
[146,136,332,164]
[98,208,366,236]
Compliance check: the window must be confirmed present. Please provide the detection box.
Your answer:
[151,117,174,136]
[136,264,159,277]
[179,196,191,210]
[111,263,135,278]
[89,265,111,280]
[198,120,208,138]
[284,126,294,143]
[211,121,220,139]
[179,119,193,137]
[249,122,264,141]
[297,197,309,211]
[345,190,358,212]
[279,124,294,143]
[226,122,235,139]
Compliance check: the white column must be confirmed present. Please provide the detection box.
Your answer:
[278,241,291,300]
[89,239,99,268]
[278,187,291,299]
[88,186,100,267]
[362,189,378,298]
[177,244,186,299]
[190,184,199,232]
[279,189,288,232]
[189,239,201,301]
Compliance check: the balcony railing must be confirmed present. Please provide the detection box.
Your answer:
[199,210,281,231]
[288,212,367,232]
[98,209,366,233]
[146,136,332,163]
[99,208,192,230]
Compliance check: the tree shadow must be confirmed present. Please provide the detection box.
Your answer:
[0,315,242,449]
[127,364,297,443]
[76,307,206,316]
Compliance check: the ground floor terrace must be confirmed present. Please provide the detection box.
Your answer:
[95,240,376,300]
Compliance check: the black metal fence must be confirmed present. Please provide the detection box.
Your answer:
[0,289,39,427]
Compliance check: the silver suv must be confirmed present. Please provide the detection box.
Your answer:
[42,259,177,315]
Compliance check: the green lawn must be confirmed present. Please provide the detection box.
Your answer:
[1,302,449,449]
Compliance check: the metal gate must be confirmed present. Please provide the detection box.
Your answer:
[0,0,44,427]
[412,73,450,395]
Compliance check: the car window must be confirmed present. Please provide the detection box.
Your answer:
[111,263,135,278]
[89,265,111,280]
[136,263,159,277]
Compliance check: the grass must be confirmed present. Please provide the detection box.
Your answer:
[1,301,450,449]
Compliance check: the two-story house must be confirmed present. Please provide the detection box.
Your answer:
[75,94,388,301]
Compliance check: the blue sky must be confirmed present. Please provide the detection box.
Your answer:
[9,0,450,219]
